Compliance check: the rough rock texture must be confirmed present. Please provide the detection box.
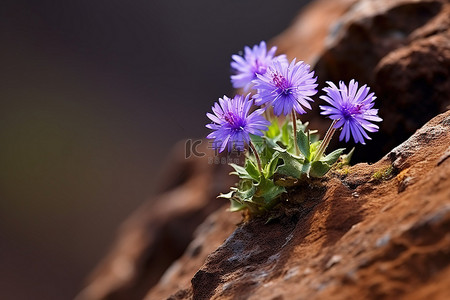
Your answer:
[144,205,241,300]
[76,142,236,300]
[310,0,450,162]
[275,0,450,163]
[272,0,358,66]
[151,110,450,300]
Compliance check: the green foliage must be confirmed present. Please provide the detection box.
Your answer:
[220,152,285,214]
[221,119,352,215]
[372,165,394,181]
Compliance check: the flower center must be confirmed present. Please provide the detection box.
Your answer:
[253,59,267,76]
[224,112,244,130]
[342,103,363,120]
[272,73,291,95]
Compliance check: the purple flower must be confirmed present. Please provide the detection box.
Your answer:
[231,41,287,91]
[252,59,318,116]
[206,94,270,153]
[319,80,383,144]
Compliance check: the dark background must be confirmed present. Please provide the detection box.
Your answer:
[0,1,310,299]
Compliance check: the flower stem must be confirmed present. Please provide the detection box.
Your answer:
[314,119,338,161]
[249,141,263,174]
[292,110,299,155]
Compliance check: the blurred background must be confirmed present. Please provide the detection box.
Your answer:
[0,1,310,299]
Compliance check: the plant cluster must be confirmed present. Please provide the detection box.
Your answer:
[206,41,382,215]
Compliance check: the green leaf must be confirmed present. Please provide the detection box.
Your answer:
[219,190,247,212]
[264,152,280,178]
[235,183,256,200]
[266,120,281,139]
[310,160,332,177]
[294,119,310,133]
[249,134,266,158]
[281,120,294,151]
[309,129,320,143]
[263,135,282,151]
[310,140,321,156]
[341,147,355,165]
[229,163,253,180]
[296,129,310,160]
[250,134,275,166]
[302,161,311,177]
[256,177,286,204]
[276,152,307,179]
[229,198,246,212]
[218,190,234,199]
[250,134,264,148]
[245,160,260,181]
[321,148,345,165]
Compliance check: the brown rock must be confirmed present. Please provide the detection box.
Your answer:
[269,0,450,164]
[160,110,450,300]
[310,0,450,162]
[314,0,446,84]
[76,141,238,300]
[272,0,358,66]
[374,31,450,158]
[145,205,241,300]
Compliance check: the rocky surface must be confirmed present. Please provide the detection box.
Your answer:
[276,0,450,163]
[78,0,450,299]
[76,142,236,300]
[144,205,241,300]
[150,110,450,300]
[310,0,450,162]
[272,0,358,67]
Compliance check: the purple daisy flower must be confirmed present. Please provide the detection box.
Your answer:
[231,41,287,91]
[252,59,318,116]
[319,79,383,144]
[206,94,270,153]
